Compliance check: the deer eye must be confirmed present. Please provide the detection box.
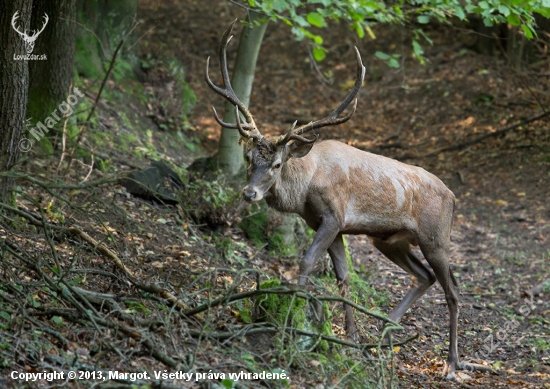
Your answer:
[273,163,281,169]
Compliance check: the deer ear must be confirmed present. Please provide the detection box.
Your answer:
[287,140,315,159]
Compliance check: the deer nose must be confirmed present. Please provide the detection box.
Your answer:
[243,188,256,202]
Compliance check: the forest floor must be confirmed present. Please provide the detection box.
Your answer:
[153,1,550,387]
[1,0,549,388]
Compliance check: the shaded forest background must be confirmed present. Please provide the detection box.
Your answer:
[0,0,549,388]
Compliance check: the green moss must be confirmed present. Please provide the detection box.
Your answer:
[75,33,103,79]
[312,301,333,353]
[239,211,302,257]
[342,236,389,309]
[257,279,307,329]
[239,307,252,324]
[239,211,268,248]
[268,231,296,256]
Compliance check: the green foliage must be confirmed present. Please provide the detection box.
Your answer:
[257,279,307,329]
[240,211,269,248]
[343,237,389,308]
[167,58,198,117]
[107,58,134,83]
[140,55,197,123]
[214,236,236,261]
[246,0,547,65]
[239,210,301,256]
[181,173,240,227]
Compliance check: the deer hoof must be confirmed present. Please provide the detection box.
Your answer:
[442,361,457,380]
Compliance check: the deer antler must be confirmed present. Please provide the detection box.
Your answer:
[11,11,28,38]
[276,47,365,146]
[275,121,318,146]
[205,19,263,141]
[28,13,49,40]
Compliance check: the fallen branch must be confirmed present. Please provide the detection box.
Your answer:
[32,307,179,368]
[460,362,494,373]
[1,204,192,313]
[188,325,419,352]
[68,226,191,311]
[184,286,401,327]
[524,279,549,297]
[423,111,550,158]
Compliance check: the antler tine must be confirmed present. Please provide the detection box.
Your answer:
[293,46,366,136]
[11,11,27,37]
[235,106,262,141]
[211,106,255,132]
[276,120,318,146]
[31,13,48,38]
[205,19,260,139]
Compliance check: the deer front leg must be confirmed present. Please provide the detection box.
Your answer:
[327,234,357,340]
[298,213,340,285]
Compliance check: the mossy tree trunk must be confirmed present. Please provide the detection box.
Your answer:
[27,0,76,121]
[0,0,33,201]
[217,11,268,176]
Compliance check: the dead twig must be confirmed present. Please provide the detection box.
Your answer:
[64,39,125,174]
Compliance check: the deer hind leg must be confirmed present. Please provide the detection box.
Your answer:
[370,237,436,324]
[419,242,459,379]
[327,234,357,339]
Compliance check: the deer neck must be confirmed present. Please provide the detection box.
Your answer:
[265,157,312,215]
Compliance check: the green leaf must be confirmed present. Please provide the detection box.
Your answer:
[521,24,533,39]
[412,40,424,57]
[0,311,10,322]
[507,13,521,26]
[483,17,494,27]
[355,24,365,38]
[221,379,235,389]
[293,15,308,27]
[388,58,400,68]
[455,7,465,20]
[498,5,510,16]
[479,1,489,9]
[52,316,64,326]
[307,12,326,28]
[374,51,390,60]
[313,46,326,61]
[417,15,430,24]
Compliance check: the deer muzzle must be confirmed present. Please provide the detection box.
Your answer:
[242,187,258,202]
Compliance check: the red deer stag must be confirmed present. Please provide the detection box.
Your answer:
[206,20,460,379]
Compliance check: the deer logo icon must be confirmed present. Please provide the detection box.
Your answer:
[11,11,48,54]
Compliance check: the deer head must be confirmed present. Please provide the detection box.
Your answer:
[11,11,49,54]
[205,19,365,202]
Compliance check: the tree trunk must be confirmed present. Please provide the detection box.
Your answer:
[27,0,76,121]
[217,11,268,176]
[0,0,33,201]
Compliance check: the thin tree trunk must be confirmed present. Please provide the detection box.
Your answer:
[0,0,33,200]
[217,11,268,176]
[28,0,76,121]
